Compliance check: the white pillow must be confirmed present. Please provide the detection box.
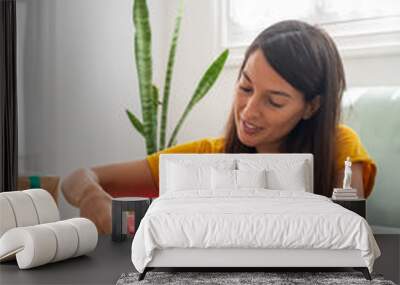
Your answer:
[237,159,308,191]
[166,162,210,191]
[211,168,267,190]
[166,160,236,192]
[211,168,236,190]
[236,169,267,189]
[266,166,306,191]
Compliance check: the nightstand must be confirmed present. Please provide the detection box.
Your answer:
[112,197,151,242]
[331,198,366,218]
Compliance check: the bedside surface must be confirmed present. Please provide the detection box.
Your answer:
[0,235,134,284]
[331,198,366,218]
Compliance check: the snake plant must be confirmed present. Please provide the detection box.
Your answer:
[126,0,229,155]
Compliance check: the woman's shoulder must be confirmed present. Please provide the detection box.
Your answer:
[335,123,372,165]
[336,124,361,143]
[170,136,225,153]
[198,136,225,153]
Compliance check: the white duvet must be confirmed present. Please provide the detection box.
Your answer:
[131,190,380,273]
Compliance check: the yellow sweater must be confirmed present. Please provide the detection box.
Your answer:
[147,124,376,198]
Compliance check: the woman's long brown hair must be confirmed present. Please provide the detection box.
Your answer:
[224,20,346,197]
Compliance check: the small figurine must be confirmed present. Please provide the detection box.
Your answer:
[342,156,352,189]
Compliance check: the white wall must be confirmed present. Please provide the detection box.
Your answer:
[160,0,237,144]
[17,0,168,218]
[344,55,400,86]
[17,0,400,219]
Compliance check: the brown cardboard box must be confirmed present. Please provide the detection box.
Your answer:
[17,176,60,204]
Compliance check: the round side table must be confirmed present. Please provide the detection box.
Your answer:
[112,197,151,242]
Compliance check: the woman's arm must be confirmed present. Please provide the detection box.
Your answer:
[91,159,158,196]
[335,162,364,198]
[61,159,157,234]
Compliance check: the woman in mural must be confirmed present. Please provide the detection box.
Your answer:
[61,20,376,234]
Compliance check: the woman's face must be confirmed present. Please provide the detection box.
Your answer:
[234,49,317,153]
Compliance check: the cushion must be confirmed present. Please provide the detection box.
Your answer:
[237,159,308,191]
[0,191,39,227]
[0,218,97,269]
[166,160,236,192]
[266,166,307,191]
[236,169,267,189]
[0,196,16,237]
[211,168,236,190]
[166,162,210,191]
[0,189,59,235]
[211,168,267,190]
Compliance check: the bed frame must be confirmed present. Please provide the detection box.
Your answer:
[138,154,372,281]
[139,248,371,280]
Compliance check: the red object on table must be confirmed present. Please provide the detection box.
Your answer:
[127,212,135,235]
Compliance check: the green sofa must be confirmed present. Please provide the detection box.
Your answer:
[341,87,400,230]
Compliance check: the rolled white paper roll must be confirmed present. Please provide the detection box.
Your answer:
[0,192,39,227]
[42,221,78,262]
[0,196,17,238]
[64,218,98,257]
[23,189,60,224]
[0,218,97,269]
[0,226,57,269]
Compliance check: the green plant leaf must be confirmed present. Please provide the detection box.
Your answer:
[190,49,229,106]
[167,49,229,147]
[126,109,145,137]
[159,0,184,150]
[133,0,156,154]
[151,84,159,151]
[152,84,159,110]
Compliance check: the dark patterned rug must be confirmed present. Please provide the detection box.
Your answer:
[116,271,396,285]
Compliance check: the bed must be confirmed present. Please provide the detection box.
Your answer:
[131,153,381,281]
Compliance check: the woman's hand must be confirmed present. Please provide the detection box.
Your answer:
[61,168,112,234]
[61,168,100,207]
[62,160,158,234]
[79,184,112,234]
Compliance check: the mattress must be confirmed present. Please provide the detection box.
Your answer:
[131,190,380,273]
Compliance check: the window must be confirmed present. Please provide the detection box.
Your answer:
[220,0,400,65]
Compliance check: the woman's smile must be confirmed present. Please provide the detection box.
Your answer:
[240,118,263,136]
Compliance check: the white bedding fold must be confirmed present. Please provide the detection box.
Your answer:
[131,190,380,273]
